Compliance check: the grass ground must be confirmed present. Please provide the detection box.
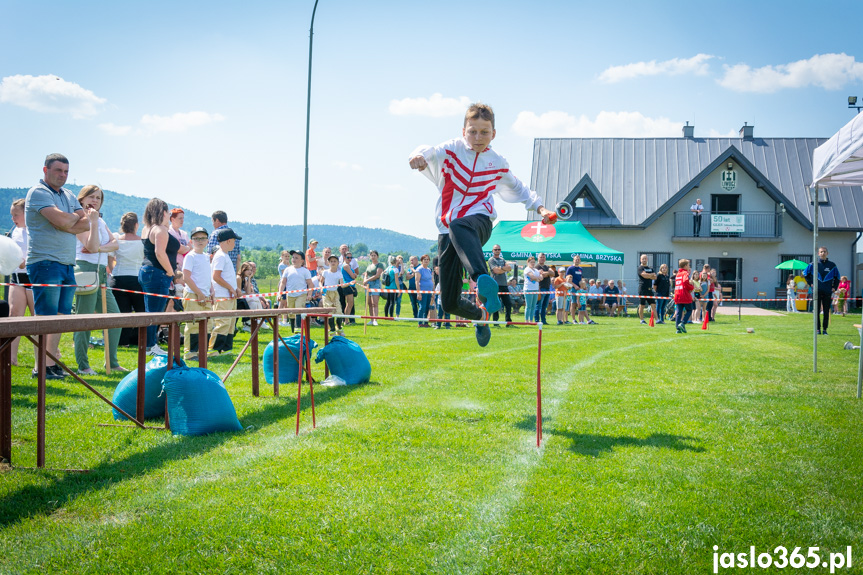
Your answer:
[1,304,862,574]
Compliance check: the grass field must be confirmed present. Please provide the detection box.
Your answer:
[2,306,863,574]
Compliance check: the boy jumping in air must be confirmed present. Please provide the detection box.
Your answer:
[409,102,554,346]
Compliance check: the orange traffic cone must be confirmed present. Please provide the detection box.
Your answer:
[649,307,655,327]
[701,312,709,330]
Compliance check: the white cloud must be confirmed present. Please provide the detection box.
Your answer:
[512,110,682,138]
[389,93,471,117]
[140,111,225,133]
[0,74,106,118]
[707,128,738,138]
[96,168,135,174]
[98,123,132,136]
[718,53,863,93]
[598,54,714,83]
[333,161,362,171]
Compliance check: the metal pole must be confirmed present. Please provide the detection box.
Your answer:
[813,187,820,373]
[302,0,321,251]
[536,323,543,448]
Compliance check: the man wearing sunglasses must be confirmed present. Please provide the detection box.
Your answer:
[487,244,513,325]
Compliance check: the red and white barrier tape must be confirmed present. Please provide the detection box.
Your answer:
[1,280,856,304]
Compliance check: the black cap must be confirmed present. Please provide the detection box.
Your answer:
[289,249,306,260]
[190,226,208,238]
[216,228,241,242]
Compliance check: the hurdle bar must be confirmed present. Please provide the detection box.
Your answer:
[304,312,545,447]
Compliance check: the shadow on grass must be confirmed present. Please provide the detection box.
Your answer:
[0,380,365,528]
[516,415,706,457]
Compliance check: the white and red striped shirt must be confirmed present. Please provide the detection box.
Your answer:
[410,138,544,234]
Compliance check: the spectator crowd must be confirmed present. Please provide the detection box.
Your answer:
[5,152,843,379]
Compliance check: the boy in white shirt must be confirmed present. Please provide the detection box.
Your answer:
[409,102,554,347]
[182,226,213,359]
[320,254,344,335]
[210,228,240,354]
[278,249,314,333]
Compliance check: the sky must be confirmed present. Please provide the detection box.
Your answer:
[1,0,861,242]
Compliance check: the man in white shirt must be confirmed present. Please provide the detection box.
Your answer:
[209,228,240,354]
[182,226,213,359]
[279,250,314,332]
[690,199,704,236]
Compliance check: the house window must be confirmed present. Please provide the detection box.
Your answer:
[809,188,829,204]
[779,254,812,286]
[638,252,672,272]
[574,188,595,209]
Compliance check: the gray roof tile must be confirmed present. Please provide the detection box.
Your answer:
[531,137,863,231]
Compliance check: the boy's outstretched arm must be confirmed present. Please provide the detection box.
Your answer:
[409,154,428,171]
[537,206,555,224]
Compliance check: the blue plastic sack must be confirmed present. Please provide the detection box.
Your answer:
[262,334,318,384]
[161,367,243,436]
[111,355,169,421]
[314,336,371,384]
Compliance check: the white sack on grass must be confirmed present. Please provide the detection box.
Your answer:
[0,236,23,276]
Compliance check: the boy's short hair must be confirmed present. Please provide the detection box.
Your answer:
[464,102,495,129]
[678,258,690,268]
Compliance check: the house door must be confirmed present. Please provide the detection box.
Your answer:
[708,257,742,299]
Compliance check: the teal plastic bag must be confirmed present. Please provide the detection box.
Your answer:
[111,355,169,421]
[161,367,242,436]
[262,334,318,384]
[315,336,371,384]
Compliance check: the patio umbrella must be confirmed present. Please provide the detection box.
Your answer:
[774,259,808,271]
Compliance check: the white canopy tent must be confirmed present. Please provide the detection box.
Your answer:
[809,112,863,395]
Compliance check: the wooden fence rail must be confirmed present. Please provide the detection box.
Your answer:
[0,307,331,468]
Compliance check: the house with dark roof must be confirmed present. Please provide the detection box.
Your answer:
[529,124,863,300]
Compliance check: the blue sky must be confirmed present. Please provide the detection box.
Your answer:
[1,0,861,241]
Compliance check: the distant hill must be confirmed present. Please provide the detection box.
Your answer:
[0,185,436,254]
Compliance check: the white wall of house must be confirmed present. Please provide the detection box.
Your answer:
[585,163,856,299]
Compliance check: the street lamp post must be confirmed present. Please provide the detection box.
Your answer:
[302,0,320,251]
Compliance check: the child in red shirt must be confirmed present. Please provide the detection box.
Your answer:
[673,259,695,334]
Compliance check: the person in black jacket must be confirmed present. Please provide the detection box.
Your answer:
[804,246,840,335]
[653,263,671,324]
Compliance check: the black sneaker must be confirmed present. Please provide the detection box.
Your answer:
[817,329,821,335]
[475,307,491,347]
[32,366,65,380]
[822,330,829,336]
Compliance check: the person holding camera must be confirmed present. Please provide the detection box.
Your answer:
[72,186,127,375]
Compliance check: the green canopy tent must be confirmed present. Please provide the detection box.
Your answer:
[482,220,624,265]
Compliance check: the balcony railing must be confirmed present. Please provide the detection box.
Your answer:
[674,211,782,239]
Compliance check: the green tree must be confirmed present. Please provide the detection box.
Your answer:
[351,242,369,257]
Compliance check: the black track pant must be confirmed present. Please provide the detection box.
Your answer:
[816,290,832,331]
[438,214,493,321]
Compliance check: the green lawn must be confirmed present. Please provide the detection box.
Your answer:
[2,309,862,574]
